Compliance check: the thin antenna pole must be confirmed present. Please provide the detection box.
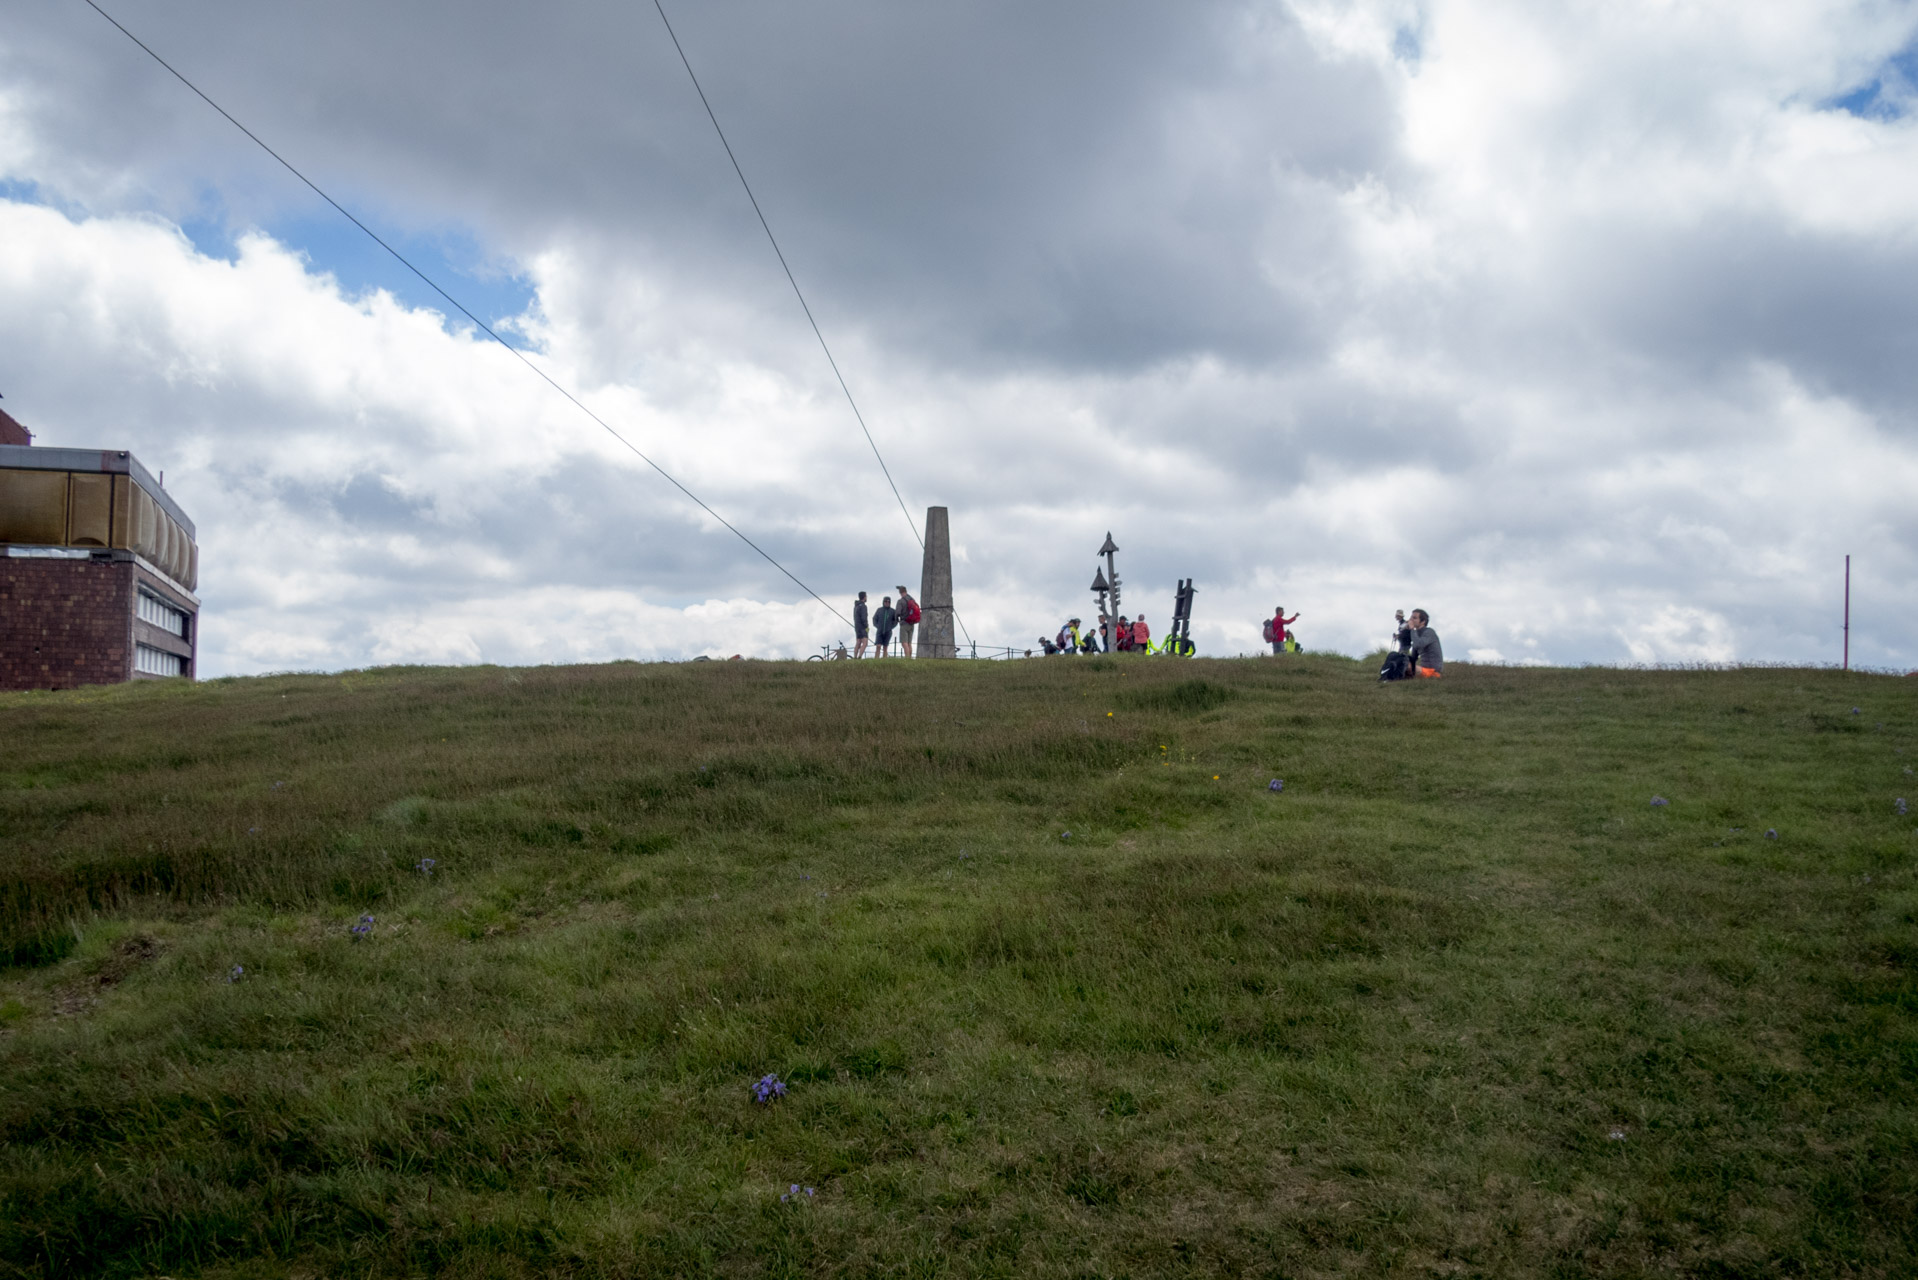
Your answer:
[1843,554,1851,671]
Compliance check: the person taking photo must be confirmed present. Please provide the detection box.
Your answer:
[1406,609,1443,678]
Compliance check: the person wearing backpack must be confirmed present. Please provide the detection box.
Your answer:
[873,596,898,657]
[895,586,921,658]
[1264,606,1300,654]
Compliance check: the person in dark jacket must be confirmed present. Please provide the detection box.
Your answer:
[873,596,898,657]
[1407,609,1443,677]
[1392,610,1413,654]
[853,591,870,658]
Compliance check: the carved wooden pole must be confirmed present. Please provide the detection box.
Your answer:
[1099,532,1120,649]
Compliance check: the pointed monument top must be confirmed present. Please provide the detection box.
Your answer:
[1098,532,1119,555]
[1091,568,1109,593]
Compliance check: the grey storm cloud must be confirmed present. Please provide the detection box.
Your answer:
[9,0,1390,370]
[1,0,1915,672]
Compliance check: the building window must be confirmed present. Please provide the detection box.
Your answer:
[137,589,189,637]
[135,643,187,677]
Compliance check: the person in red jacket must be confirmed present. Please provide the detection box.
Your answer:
[1267,606,1300,654]
[1114,616,1134,650]
[895,585,921,658]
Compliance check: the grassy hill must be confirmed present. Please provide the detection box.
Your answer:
[1,654,1914,1278]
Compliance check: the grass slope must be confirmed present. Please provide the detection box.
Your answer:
[1,655,1915,1278]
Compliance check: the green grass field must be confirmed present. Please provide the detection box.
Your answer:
[1,654,1914,1278]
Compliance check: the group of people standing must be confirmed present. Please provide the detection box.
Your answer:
[841,588,1442,672]
[1038,612,1154,655]
[850,587,921,657]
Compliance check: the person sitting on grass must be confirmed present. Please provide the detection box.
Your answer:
[1407,608,1443,678]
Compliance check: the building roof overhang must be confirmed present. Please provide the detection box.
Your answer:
[0,444,196,538]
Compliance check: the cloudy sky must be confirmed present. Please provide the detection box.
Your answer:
[2,0,1914,671]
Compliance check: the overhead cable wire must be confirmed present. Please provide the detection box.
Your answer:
[649,1,979,651]
[82,0,851,631]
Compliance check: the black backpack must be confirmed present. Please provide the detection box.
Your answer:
[1379,651,1410,682]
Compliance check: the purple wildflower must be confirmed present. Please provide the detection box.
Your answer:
[1897,798,1908,816]
[1764,829,1779,840]
[1061,831,1072,840]
[227,964,244,983]
[1650,796,1669,807]
[753,1073,787,1104]
[417,857,436,875]
[350,914,375,940]
[1268,779,1284,792]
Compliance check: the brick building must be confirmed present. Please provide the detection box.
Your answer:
[1,407,199,691]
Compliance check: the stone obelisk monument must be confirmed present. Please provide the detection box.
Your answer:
[918,506,957,658]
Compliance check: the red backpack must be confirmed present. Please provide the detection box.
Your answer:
[900,598,921,624]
